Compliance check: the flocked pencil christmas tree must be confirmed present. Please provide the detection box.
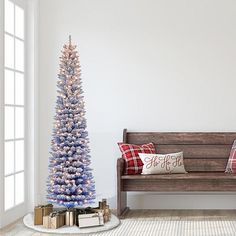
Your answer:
[47,36,95,208]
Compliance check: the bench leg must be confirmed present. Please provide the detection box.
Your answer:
[117,190,129,218]
[117,158,129,218]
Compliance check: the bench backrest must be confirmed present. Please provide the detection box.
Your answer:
[123,129,236,172]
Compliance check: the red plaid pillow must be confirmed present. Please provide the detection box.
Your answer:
[225,140,236,173]
[118,142,156,175]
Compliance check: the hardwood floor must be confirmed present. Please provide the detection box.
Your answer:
[1,210,236,236]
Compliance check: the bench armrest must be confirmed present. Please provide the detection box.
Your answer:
[117,158,125,176]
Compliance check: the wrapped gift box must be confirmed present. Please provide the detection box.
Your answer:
[74,207,96,226]
[66,209,76,226]
[51,212,65,229]
[43,215,51,229]
[43,210,66,229]
[78,213,104,228]
[104,205,111,222]
[34,204,53,225]
[95,199,111,223]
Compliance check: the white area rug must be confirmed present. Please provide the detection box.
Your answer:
[107,220,236,236]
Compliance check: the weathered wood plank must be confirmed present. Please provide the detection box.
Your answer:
[121,173,236,180]
[123,179,236,191]
[155,144,231,158]
[127,132,236,145]
[184,159,228,172]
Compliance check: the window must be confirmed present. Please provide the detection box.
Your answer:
[4,0,25,211]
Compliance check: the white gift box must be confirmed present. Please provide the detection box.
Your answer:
[78,213,104,228]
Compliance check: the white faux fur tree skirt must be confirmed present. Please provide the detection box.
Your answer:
[23,213,120,234]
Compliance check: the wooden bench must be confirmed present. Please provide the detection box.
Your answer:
[117,129,236,218]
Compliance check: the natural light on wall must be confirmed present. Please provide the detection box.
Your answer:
[4,0,25,211]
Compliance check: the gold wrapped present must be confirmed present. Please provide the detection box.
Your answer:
[104,205,111,221]
[65,209,76,226]
[34,204,53,225]
[102,199,107,209]
[42,210,66,229]
[95,199,111,223]
[43,215,51,229]
[50,212,65,229]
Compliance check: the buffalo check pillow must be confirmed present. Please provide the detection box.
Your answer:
[118,142,156,174]
[225,140,236,173]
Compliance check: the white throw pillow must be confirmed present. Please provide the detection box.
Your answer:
[139,151,187,175]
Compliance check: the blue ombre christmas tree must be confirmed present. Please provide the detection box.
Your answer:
[47,37,95,208]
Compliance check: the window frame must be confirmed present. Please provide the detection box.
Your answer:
[3,0,26,212]
[0,0,38,228]
[0,0,5,227]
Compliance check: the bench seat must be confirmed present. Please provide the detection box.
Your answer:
[120,171,236,192]
[121,172,236,180]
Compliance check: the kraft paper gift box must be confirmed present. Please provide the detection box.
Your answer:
[42,211,66,229]
[34,204,53,225]
[98,199,107,210]
[50,213,65,229]
[104,205,111,222]
[94,199,111,223]
[78,213,103,228]
[43,216,51,229]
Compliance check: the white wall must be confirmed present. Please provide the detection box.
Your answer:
[38,0,236,209]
